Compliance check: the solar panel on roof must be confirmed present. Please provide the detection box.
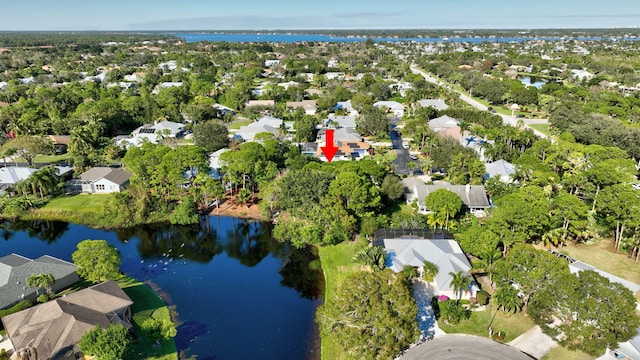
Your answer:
[139,128,156,134]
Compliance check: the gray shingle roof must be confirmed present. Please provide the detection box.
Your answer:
[403,178,491,210]
[78,167,132,186]
[0,254,78,309]
[2,280,133,359]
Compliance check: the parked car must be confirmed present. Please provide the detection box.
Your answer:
[402,142,410,149]
[409,154,418,160]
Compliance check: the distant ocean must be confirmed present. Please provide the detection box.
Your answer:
[174,33,617,43]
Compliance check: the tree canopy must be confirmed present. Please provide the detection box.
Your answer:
[71,239,122,283]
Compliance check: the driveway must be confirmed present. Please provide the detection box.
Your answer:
[390,130,411,175]
[508,325,557,359]
[400,334,534,360]
[412,279,445,339]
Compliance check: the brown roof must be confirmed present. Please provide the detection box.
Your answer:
[78,167,132,185]
[1,281,133,359]
[47,135,70,145]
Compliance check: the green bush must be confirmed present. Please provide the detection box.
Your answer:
[476,290,490,305]
[37,294,49,303]
[0,300,33,318]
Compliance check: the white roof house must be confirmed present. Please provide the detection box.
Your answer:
[0,166,73,193]
[374,101,405,117]
[417,99,449,111]
[233,116,286,142]
[152,82,183,94]
[374,229,479,300]
[428,115,461,131]
[324,115,357,129]
[484,159,516,183]
[209,148,230,170]
[286,100,317,115]
[127,121,186,145]
[335,100,357,115]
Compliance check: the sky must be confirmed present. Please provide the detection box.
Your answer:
[3,0,640,31]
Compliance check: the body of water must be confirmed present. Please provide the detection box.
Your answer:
[518,76,548,89]
[175,33,616,43]
[0,217,322,360]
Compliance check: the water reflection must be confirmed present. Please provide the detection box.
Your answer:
[0,216,322,359]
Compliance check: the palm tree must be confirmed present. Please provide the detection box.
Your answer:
[479,247,502,287]
[542,228,564,249]
[406,161,417,175]
[422,260,439,283]
[449,271,472,302]
[494,285,521,314]
[352,246,387,271]
[27,273,55,296]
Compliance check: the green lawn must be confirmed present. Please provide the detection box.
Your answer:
[12,153,72,164]
[318,241,365,360]
[119,277,178,360]
[40,194,111,214]
[561,239,640,284]
[542,346,594,360]
[528,123,552,136]
[438,302,535,343]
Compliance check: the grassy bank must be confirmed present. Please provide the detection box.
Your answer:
[317,241,365,360]
[119,277,178,360]
[528,123,552,136]
[22,194,113,227]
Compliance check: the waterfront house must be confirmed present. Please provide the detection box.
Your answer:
[402,177,491,216]
[1,280,133,360]
[0,254,79,310]
[66,167,132,194]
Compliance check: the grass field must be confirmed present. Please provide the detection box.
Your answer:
[542,346,594,360]
[561,239,640,284]
[40,194,111,213]
[229,120,252,130]
[438,302,536,343]
[317,241,366,360]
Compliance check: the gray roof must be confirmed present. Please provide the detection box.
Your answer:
[0,254,78,309]
[569,261,640,294]
[2,280,132,359]
[484,159,516,180]
[326,115,357,129]
[417,99,449,111]
[403,178,490,209]
[317,127,361,143]
[0,167,73,187]
[382,237,478,293]
[78,167,132,185]
[428,115,460,130]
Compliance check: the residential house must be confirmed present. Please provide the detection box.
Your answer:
[1,280,133,360]
[66,167,132,194]
[428,115,465,141]
[484,159,516,183]
[317,128,362,143]
[570,69,595,82]
[277,81,300,90]
[126,120,186,146]
[324,115,357,129]
[152,81,183,94]
[299,142,318,157]
[47,135,71,154]
[233,116,287,142]
[402,177,491,216]
[325,72,345,80]
[374,101,405,117]
[245,100,275,109]
[417,99,449,111]
[335,100,357,115]
[264,59,280,67]
[315,140,371,162]
[0,166,73,194]
[0,254,79,310]
[373,228,479,300]
[286,100,317,115]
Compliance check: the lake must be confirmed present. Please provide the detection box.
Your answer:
[0,217,322,360]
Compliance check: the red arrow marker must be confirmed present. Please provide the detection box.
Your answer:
[320,129,339,162]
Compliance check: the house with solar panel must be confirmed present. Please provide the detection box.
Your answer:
[373,229,479,300]
[118,120,186,147]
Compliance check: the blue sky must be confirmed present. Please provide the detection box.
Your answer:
[3,0,640,30]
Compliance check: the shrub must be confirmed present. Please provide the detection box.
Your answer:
[476,290,490,305]
[0,300,33,318]
[37,294,49,303]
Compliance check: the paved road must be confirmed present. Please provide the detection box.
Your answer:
[409,65,549,139]
[390,129,417,175]
[400,334,534,360]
